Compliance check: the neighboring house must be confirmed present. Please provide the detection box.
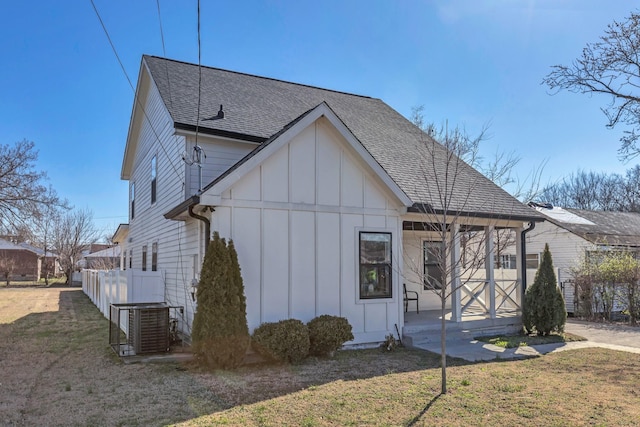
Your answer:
[516,204,640,312]
[19,242,61,279]
[0,238,41,282]
[117,55,543,345]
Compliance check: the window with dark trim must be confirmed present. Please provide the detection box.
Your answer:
[142,245,147,271]
[130,182,135,219]
[151,156,157,204]
[359,232,392,299]
[129,249,132,269]
[152,242,158,272]
[526,253,539,269]
[423,241,444,290]
[123,250,127,270]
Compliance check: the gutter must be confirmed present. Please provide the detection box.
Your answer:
[520,221,536,293]
[188,203,211,254]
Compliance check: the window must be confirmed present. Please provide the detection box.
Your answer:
[423,241,443,290]
[495,254,517,269]
[151,155,157,204]
[359,232,392,299]
[142,245,147,271]
[152,242,158,272]
[123,250,127,270]
[130,182,135,219]
[129,249,132,269]
[526,253,539,269]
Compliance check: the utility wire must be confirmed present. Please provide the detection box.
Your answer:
[90,0,184,186]
[195,0,202,148]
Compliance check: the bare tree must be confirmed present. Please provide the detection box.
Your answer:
[543,11,640,160]
[404,122,528,394]
[51,209,99,284]
[0,140,63,230]
[539,167,640,212]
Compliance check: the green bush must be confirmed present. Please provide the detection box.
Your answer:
[252,319,310,363]
[523,244,566,335]
[192,233,250,369]
[307,315,354,356]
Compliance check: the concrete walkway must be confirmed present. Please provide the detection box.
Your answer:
[411,319,640,362]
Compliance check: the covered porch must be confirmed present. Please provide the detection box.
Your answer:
[401,214,530,339]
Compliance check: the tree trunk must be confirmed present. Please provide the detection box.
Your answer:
[440,290,447,394]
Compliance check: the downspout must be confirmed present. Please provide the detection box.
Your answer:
[188,203,210,254]
[520,221,536,293]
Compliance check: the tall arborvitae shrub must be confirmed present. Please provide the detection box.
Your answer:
[523,244,567,335]
[192,232,250,368]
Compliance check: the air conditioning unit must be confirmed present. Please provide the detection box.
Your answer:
[127,304,170,354]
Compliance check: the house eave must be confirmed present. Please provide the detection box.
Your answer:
[164,195,201,221]
[407,204,545,223]
[173,123,267,144]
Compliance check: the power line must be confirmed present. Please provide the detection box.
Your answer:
[90,0,184,186]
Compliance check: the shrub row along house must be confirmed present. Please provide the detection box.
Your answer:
[111,55,544,345]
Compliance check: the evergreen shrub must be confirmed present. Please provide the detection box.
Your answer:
[252,319,310,363]
[192,232,250,369]
[523,243,567,335]
[307,315,354,356]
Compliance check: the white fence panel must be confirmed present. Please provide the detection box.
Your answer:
[82,269,165,319]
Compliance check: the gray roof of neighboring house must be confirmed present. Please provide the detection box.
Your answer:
[535,206,640,247]
[0,238,26,251]
[144,55,541,221]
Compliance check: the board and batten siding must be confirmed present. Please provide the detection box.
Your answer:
[209,117,405,344]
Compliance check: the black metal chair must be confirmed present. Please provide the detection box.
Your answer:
[403,283,419,313]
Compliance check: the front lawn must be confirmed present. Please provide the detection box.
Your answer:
[476,332,587,348]
[2,287,639,426]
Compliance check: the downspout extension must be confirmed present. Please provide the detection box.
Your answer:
[188,204,211,254]
[520,221,536,293]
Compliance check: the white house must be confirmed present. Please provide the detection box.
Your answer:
[115,55,543,345]
[516,204,640,312]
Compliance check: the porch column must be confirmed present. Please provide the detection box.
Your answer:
[485,225,496,318]
[515,227,523,310]
[450,222,462,322]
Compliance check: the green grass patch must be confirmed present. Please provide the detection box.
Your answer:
[476,332,586,348]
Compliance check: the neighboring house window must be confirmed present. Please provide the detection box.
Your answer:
[526,253,539,269]
[129,249,132,269]
[151,155,157,204]
[130,182,135,219]
[423,241,444,290]
[359,232,392,299]
[142,245,147,271]
[495,254,517,269]
[152,242,158,272]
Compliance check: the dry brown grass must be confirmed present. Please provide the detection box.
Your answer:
[2,287,640,427]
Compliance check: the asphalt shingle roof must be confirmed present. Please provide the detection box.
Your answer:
[558,208,640,247]
[144,55,541,221]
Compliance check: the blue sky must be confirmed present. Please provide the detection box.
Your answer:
[0,1,637,237]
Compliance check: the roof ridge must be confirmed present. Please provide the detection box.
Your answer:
[144,55,375,101]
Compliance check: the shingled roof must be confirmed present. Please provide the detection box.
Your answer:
[144,55,541,221]
[535,206,640,247]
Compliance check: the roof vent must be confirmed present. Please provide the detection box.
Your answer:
[217,104,224,119]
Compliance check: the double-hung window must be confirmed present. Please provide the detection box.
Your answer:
[152,242,158,272]
[423,241,444,290]
[359,232,392,299]
[142,245,147,272]
[151,156,157,204]
[130,182,135,219]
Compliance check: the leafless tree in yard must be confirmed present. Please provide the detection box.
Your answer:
[0,140,64,231]
[404,122,525,394]
[543,11,640,160]
[51,209,99,284]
